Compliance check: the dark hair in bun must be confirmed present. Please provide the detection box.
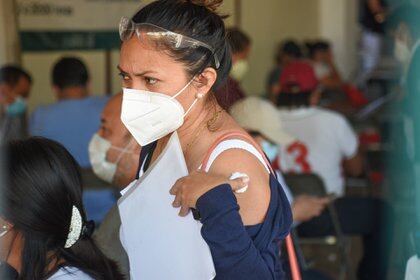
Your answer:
[130,0,232,109]
[186,0,223,13]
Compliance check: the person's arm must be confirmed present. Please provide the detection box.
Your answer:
[291,195,329,222]
[343,150,363,177]
[336,115,363,177]
[322,52,343,89]
[328,63,343,86]
[197,185,278,279]
[171,150,291,279]
[203,150,290,278]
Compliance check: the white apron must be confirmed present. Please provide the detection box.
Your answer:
[118,132,216,280]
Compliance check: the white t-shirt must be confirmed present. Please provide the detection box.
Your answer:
[277,107,358,197]
[48,267,93,280]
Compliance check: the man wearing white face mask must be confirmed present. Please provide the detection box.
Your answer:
[90,93,140,277]
[89,93,140,186]
[215,28,251,110]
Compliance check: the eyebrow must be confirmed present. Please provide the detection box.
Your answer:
[117,65,158,77]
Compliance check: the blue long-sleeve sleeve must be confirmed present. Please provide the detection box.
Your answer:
[196,184,281,279]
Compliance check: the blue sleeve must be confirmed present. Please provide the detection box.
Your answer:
[28,109,41,136]
[196,184,276,280]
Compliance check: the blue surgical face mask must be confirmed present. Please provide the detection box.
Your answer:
[6,97,27,117]
[261,140,278,162]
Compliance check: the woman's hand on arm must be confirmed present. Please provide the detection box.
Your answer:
[169,169,249,216]
[169,148,271,225]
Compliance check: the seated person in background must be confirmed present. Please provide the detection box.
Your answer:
[306,41,342,89]
[306,41,368,110]
[88,93,140,187]
[29,57,108,169]
[0,137,123,279]
[267,40,302,101]
[90,93,140,276]
[0,65,32,142]
[216,28,251,109]
[277,61,362,196]
[276,61,390,280]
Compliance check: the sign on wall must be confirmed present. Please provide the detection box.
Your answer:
[18,0,142,51]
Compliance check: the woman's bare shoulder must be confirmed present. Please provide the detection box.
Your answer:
[208,147,271,225]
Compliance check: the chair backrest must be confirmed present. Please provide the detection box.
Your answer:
[283,173,327,197]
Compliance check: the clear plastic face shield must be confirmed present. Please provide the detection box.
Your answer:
[119,16,220,69]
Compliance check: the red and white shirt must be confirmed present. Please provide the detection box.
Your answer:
[277,107,358,197]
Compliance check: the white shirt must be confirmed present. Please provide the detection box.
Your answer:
[277,107,358,197]
[48,267,93,280]
[405,255,420,280]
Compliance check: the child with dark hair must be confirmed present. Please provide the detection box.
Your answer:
[0,137,123,279]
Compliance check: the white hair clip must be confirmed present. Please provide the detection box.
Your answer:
[64,206,83,248]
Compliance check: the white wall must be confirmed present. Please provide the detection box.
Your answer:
[318,0,360,80]
[0,0,21,64]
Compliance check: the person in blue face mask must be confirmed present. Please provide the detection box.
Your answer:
[0,65,32,142]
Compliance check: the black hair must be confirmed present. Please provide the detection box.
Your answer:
[130,0,232,107]
[276,40,302,62]
[306,41,330,59]
[226,27,251,54]
[387,4,420,40]
[0,65,32,86]
[1,137,123,280]
[52,57,90,90]
[276,92,311,108]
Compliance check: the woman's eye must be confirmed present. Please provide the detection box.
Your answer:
[145,77,157,85]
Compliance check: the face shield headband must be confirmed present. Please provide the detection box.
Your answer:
[119,16,220,69]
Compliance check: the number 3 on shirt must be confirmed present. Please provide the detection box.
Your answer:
[277,142,312,173]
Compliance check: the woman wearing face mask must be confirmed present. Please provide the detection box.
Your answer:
[0,137,124,279]
[118,0,292,279]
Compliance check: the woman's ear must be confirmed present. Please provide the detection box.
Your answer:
[194,67,217,97]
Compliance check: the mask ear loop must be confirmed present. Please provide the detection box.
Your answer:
[170,76,206,117]
[110,139,137,165]
[183,98,200,117]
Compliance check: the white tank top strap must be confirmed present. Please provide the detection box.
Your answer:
[203,139,271,173]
